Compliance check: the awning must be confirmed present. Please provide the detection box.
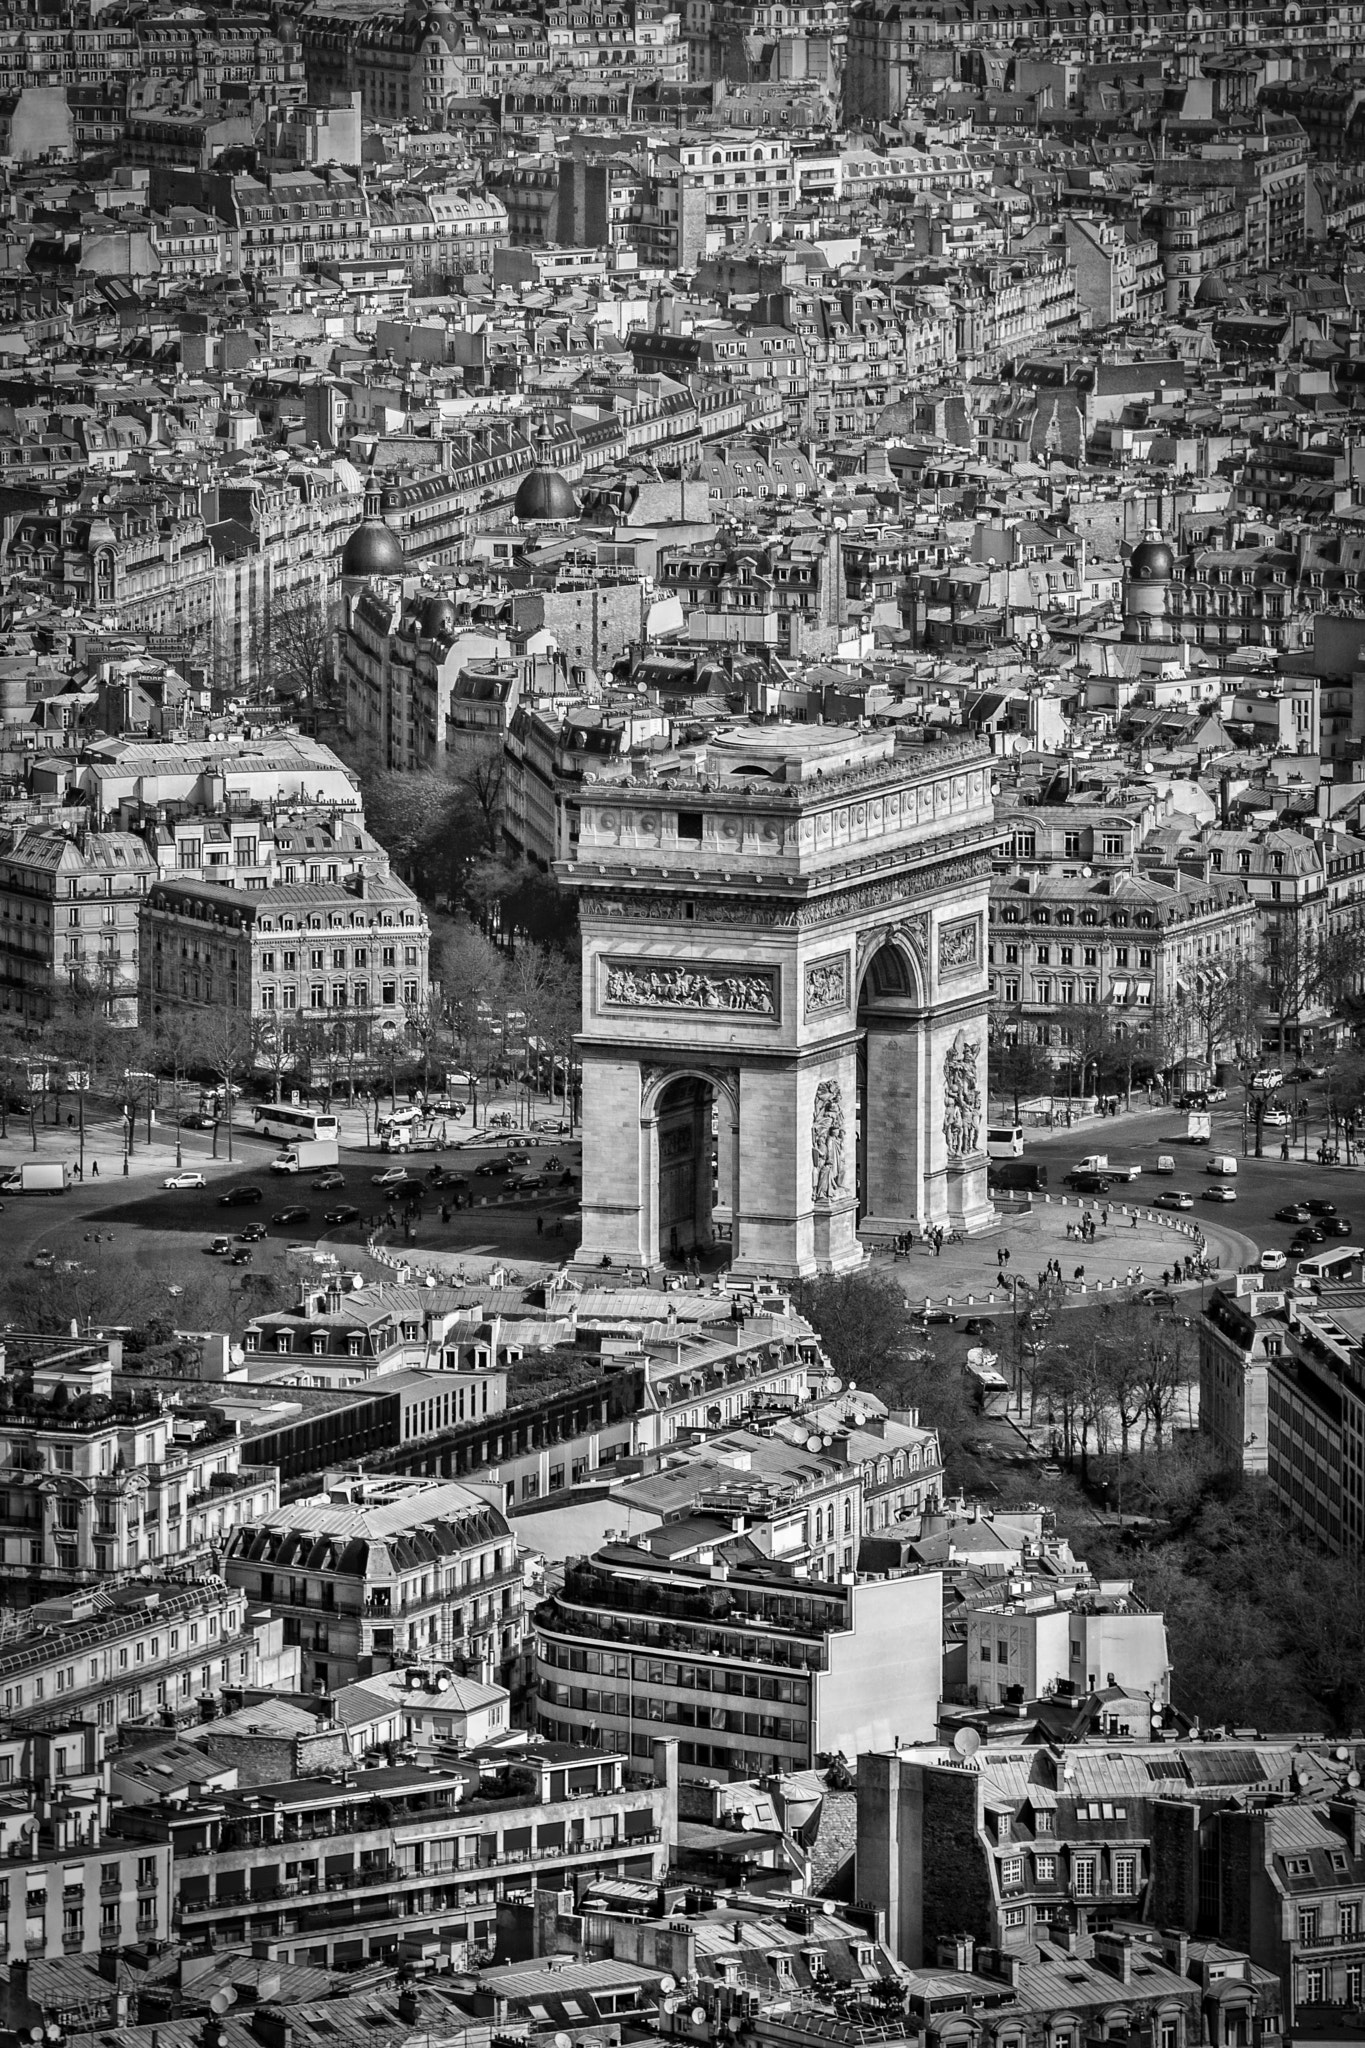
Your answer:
[1110,978,1130,1002]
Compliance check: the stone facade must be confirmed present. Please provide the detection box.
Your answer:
[558,724,999,1277]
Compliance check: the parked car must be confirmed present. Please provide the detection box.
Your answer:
[1276,1203,1313,1223]
[1324,1217,1355,1237]
[1261,1108,1290,1128]
[206,1237,233,1256]
[1203,1185,1238,1202]
[1154,1189,1194,1210]
[1291,1228,1326,1250]
[237,1222,267,1242]
[1260,1249,1288,1272]
[217,1184,264,1207]
[163,1170,206,1189]
[271,1205,310,1226]
[30,1248,55,1270]
[323,1204,360,1225]
[179,1111,216,1130]
[229,1247,253,1265]
[1136,1287,1178,1306]
[960,1316,995,1337]
[1306,1199,1339,1217]
[1252,1069,1284,1091]
[1206,1086,1229,1103]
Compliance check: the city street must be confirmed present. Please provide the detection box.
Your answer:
[1014,1088,1362,1261]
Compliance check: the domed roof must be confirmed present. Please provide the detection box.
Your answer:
[419,595,457,638]
[341,518,405,579]
[514,465,579,522]
[1129,529,1174,582]
[1195,271,1231,308]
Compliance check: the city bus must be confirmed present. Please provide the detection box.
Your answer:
[252,1103,341,1145]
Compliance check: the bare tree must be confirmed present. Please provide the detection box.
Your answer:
[254,1017,302,1103]
[1171,956,1263,1072]
[261,584,339,716]
[190,1008,255,1161]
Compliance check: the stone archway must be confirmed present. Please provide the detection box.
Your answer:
[563,727,998,1278]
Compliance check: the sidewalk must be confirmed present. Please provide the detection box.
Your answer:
[872,1192,1257,1311]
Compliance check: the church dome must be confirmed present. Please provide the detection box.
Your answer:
[514,465,579,522]
[1128,530,1174,581]
[341,518,405,579]
[419,595,457,638]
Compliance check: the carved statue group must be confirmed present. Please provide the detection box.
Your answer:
[942,1030,982,1159]
[811,1077,846,1204]
[606,963,775,1015]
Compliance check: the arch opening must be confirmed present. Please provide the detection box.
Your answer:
[856,938,927,1232]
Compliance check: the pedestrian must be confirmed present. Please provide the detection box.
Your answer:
[1002,1247,1010,1269]
[997,1248,1005,1271]
[536,1214,544,1238]
[91,1158,99,1178]
[1162,1269,1170,1288]
[1132,1211,1139,1230]
[1101,1205,1109,1228]
[933,1231,942,1257]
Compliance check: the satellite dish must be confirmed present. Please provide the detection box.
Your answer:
[821,1898,836,1915]
[953,1727,982,1758]
[1338,1747,1351,1762]
[727,2022,743,2036]
[691,2010,707,2027]
[1349,1771,1361,1788]
[210,1992,236,2016]
[826,1376,842,1393]
[554,2033,572,2047]
[805,1435,822,1453]
[436,1676,451,1692]
[30,2026,45,2040]
[660,1977,677,1995]
[663,1998,680,2014]
[847,1379,857,1392]
[1081,865,1092,877]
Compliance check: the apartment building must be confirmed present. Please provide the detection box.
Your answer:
[222,1473,521,1692]
[534,1540,942,1779]
[113,1742,675,1968]
[139,871,430,1051]
[241,1275,512,1418]
[1197,1795,1365,2026]
[858,1738,1324,1968]
[0,1720,174,1959]
[1200,1282,1365,1555]
[0,1577,298,1734]
[964,1589,1171,1710]
[0,1344,279,1600]
[0,825,155,1026]
[989,868,1258,1053]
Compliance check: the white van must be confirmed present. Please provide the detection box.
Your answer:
[987,1124,1024,1159]
[1206,1153,1239,1176]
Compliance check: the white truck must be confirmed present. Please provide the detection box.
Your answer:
[269,1137,340,1173]
[1073,1153,1142,1182]
[0,1162,71,1194]
[1186,1112,1212,1145]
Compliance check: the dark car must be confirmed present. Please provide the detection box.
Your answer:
[237,1222,267,1242]
[507,1173,544,1194]
[912,1307,958,1326]
[960,1316,995,1337]
[218,1184,264,1207]
[1064,1170,1113,1194]
[504,1151,532,1167]
[1291,1228,1326,1250]
[1277,1203,1313,1224]
[1324,1217,1355,1237]
[1306,1199,1339,1217]
[229,1247,253,1265]
[1176,1091,1209,1111]
[180,1110,216,1129]
[272,1205,311,1226]
[475,1159,513,1178]
[324,1204,360,1226]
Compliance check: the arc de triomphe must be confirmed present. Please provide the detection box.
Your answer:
[557,726,998,1278]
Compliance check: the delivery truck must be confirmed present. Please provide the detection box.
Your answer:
[0,1162,71,1194]
[268,1137,340,1173]
[1072,1153,1142,1181]
[1187,1112,1212,1145]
